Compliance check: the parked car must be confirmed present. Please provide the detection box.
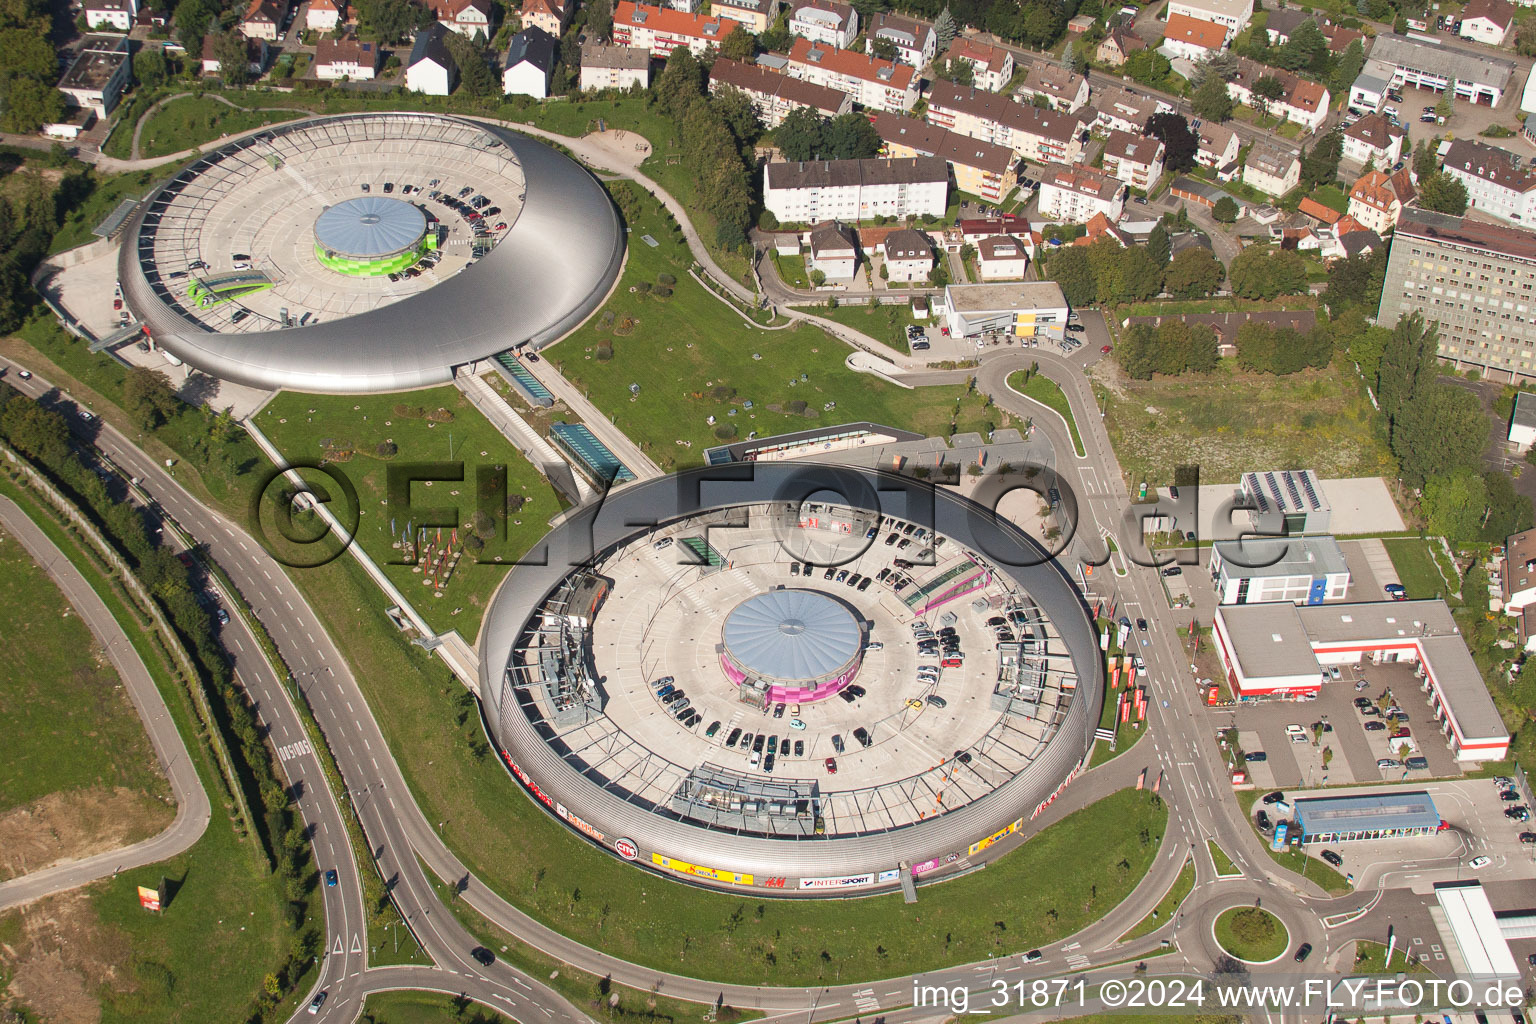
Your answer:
[1320,849,1343,867]
[854,727,872,747]
[927,695,948,709]
[1378,758,1403,769]
[831,734,845,753]
[825,757,837,773]
[1244,751,1267,762]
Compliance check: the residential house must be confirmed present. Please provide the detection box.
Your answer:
[710,57,851,127]
[1298,196,1343,225]
[763,157,949,222]
[959,214,1033,247]
[58,35,131,114]
[1440,138,1536,226]
[239,0,284,39]
[429,0,495,37]
[1227,57,1330,132]
[1341,112,1406,168]
[975,234,1030,279]
[1090,82,1165,135]
[1037,162,1126,223]
[1167,0,1250,40]
[1346,167,1416,233]
[1503,528,1536,623]
[1264,9,1365,53]
[1160,12,1227,61]
[1072,211,1126,247]
[84,0,137,31]
[405,23,458,94]
[1020,64,1089,113]
[1243,141,1302,197]
[306,0,342,31]
[926,80,1084,164]
[503,26,557,97]
[865,12,935,67]
[807,221,859,278]
[787,0,857,48]
[785,38,917,113]
[579,43,651,91]
[1194,120,1239,176]
[1337,224,1383,257]
[872,113,1018,202]
[710,0,775,32]
[519,0,569,37]
[942,38,1013,91]
[199,32,269,77]
[880,227,934,281]
[314,35,380,79]
[1096,26,1146,66]
[1100,129,1165,189]
[613,2,731,57]
[1458,0,1514,46]
[1349,61,1392,112]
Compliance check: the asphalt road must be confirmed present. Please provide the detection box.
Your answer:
[0,495,210,911]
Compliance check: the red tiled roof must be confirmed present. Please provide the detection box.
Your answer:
[944,37,1009,72]
[1163,12,1226,50]
[1298,197,1341,224]
[788,37,913,89]
[615,1,729,42]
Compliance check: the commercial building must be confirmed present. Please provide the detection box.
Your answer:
[1508,393,1536,450]
[1020,64,1089,113]
[763,157,948,223]
[579,43,651,92]
[941,281,1069,339]
[1037,163,1126,223]
[84,0,136,31]
[1347,168,1416,234]
[710,0,775,32]
[1100,130,1164,189]
[710,58,851,126]
[943,38,1014,91]
[865,11,935,67]
[1457,0,1514,46]
[1341,112,1406,168]
[405,24,457,94]
[57,35,131,115]
[1378,209,1536,383]
[1243,141,1302,197]
[1211,600,1510,760]
[1160,12,1227,61]
[503,27,557,98]
[1208,535,1351,605]
[1349,60,1394,112]
[1439,139,1536,227]
[314,36,381,80]
[787,0,857,48]
[871,113,1018,203]
[1291,791,1445,844]
[927,80,1084,164]
[1167,0,1251,39]
[785,38,918,113]
[613,2,731,57]
[1363,34,1516,105]
[1434,882,1525,980]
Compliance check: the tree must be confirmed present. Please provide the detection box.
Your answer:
[1412,138,1440,182]
[655,47,704,120]
[1418,170,1468,215]
[1518,18,1536,58]
[1147,222,1171,266]
[1300,129,1343,189]
[712,85,761,144]
[1436,94,1452,120]
[1329,38,1364,94]
[1481,470,1534,542]
[214,30,253,87]
[1212,195,1238,223]
[720,24,755,61]
[1144,112,1197,173]
[585,0,612,40]
[1228,246,1306,300]
[850,0,887,21]
[1123,48,1171,89]
[1393,382,1487,485]
[134,47,169,87]
[1045,246,1096,307]
[1118,245,1165,302]
[1163,247,1223,298]
[1191,72,1233,122]
[1421,469,1487,542]
[355,0,421,41]
[823,111,881,159]
[122,368,182,430]
[1063,40,1086,74]
[1251,75,1286,118]
[933,56,975,86]
[775,105,824,161]
[869,36,898,61]
[445,31,496,94]
[934,5,957,52]
[0,77,65,133]
[1324,245,1387,311]
[1276,17,1326,71]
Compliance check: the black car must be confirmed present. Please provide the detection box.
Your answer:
[1256,810,1272,832]
[854,727,872,747]
[824,566,836,580]
[1136,618,1147,631]
[1066,323,1086,332]
[1520,833,1536,845]
[954,750,972,764]
[1506,806,1530,819]
[1365,721,1386,731]
[847,684,867,698]
[840,689,858,703]
[763,752,776,773]
[832,734,845,753]
[1245,751,1267,762]
[793,740,804,757]
[1501,789,1519,801]
[383,182,394,193]
[1293,943,1312,963]
[753,734,766,752]
[471,946,495,966]
[1262,791,1285,804]
[727,727,742,746]
[773,703,786,718]
[1320,849,1343,867]
[1161,566,1182,577]
[857,577,872,591]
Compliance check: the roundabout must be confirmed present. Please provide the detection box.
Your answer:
[1213,905,1292,964]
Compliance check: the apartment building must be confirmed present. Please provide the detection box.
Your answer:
[613,2,731,57]
[1243,141,1302,197]
[975,234,1031,279]
[942,38,1014,91]
[1195,120,1239,175]
[710,57,851,127]
[1167,0,1250,40]
[710,0,775,32]
[1037,162,1126,223]
[787,0,857,48]
[1378,209,1536,383]
[1100,130,1165,189]
[865,11,935,67]
[84,0,136,31]
[871,112,1019,202]
[1457,0,1514,46]
[306,0,341,30]
[880,227,935,281]
[519,0,569,37]
[579,43,651,91]
[428,0,495,37]
[785,38,917,113]
[1020,64,1089,113]
[1227,57,1330,131]
[503,26,556,98]
[926,80,1084,163]
[1440,139,1536,227]
[58,34,131,114]
[1160,12,1227,61]
[1341,112,1406,168]
[239,0,284,39]
[315,35,380,79]
[1347,168,1416,234]
[763,157,949,223]
[1090,82,1165,135]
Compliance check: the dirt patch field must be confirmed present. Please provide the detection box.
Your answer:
[0,786,173,882]
[1,889,133,1024]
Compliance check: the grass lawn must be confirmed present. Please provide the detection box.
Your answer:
[1006,370,1085,456]
[1207,838,1239,877]
[811,301,928,353]
[0,517,172,835]
[256,384,563,637]
[1383,537,1460,604]
[49,167,163,256]
[1350,939,1432,975]
[556,185,1003,472]
[772,250,810,289]
[1311,184,1351,215]
[0,476,304,1024]
[363,990,510,1023]
[1096,360,1392,486]
[1214,906,1288,963]
[134,95,301,159]
[1119,857,1195,942]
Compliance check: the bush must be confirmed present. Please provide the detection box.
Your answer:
[713,423,738,440]
[635,281,652,293]
[653,285,673,298]
[657,272,676,286]
[374,441,398,457]
[393,404,427,418]
[425,407,455,423]
[595,341,613,361]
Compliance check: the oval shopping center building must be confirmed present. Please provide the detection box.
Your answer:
[478,465,1103,895]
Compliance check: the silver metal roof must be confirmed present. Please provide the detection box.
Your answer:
[313,196,426,258]
[722,589,861,682]
[118,113,624,394]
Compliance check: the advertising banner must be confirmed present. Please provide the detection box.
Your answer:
[967,817,1023,856]
[799,873,876,890]
[651,853,753,886]
[876,868,900,883]
[614,837,639,861]
[137,885,162,912]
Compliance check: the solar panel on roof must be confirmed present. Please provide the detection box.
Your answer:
[1300,471,1321,510]
[1284,472,1303,509]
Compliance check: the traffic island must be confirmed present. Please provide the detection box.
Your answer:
[1213,906,1290,964]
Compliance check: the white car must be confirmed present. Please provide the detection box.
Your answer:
[865,641,883,651]
[1468,856,1491,869]
[1378,758,1402,769]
